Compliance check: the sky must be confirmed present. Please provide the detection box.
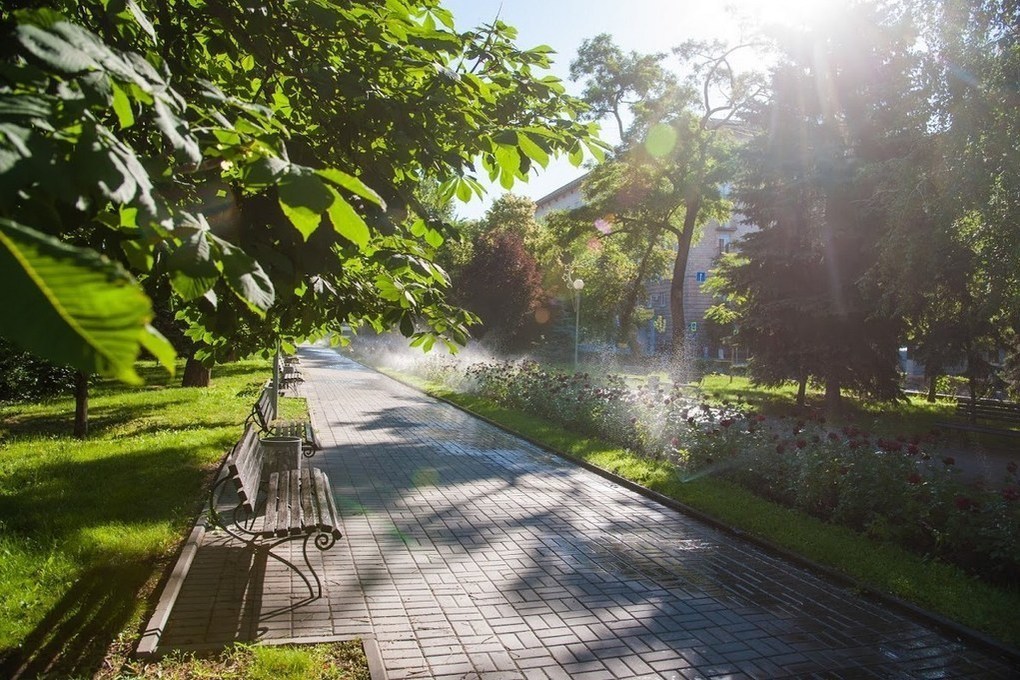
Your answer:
[440,0,797,220]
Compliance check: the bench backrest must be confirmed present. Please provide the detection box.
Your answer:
[956,399,1020,418]
[226,425,265,514]
[251,385,276,431]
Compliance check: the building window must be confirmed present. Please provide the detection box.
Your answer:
[695,271,707,283]
[718,235,731,254]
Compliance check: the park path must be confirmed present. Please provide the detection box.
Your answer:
[160,347,1017,678]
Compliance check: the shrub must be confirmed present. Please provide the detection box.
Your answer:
[0,340,77,403]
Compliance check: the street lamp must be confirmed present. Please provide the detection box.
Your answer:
[572,278,584,370]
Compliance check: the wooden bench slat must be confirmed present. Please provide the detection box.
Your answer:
[280,469,295,537]
[263,470,281,536]
[314,467,342,538]
[229,427,263,512]
[287,469,302,536]
[300,467,316,534]
[249,384,321,457]
[310,468,327,532]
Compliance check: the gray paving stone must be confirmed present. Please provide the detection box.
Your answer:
[158,347,1019,679]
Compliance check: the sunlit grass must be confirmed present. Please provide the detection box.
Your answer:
[0,359,269,677]
[106,641,369,680]
[391,369,1020,648]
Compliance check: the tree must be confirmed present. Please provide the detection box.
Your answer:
[0,3,602,405]
[568,36,760,369]
[570,34,672,140]
[452,195,547,352]
[538,211,667,351]
[873,0,1020,400]
[454,230,546,352]
[715,2,921,411]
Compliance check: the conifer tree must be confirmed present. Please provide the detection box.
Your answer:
[720,2,920,410]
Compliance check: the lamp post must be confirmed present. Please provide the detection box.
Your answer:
[572,278,584,370]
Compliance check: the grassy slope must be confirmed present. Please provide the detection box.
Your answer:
[390,371,1020,648]
[0,360,268,677]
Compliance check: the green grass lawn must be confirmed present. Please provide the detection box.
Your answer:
[388,369,1020,649]
[107,641,369,680]
[0,360,270,678]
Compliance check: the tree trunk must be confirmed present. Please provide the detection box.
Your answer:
[824,374,842,413]
[669,194,702,376]
[74,371,88,439]
[796,375,807,406]
[967,374,977,423]
[182,357,211,387]
[926,375,938,403]
[616,239,659,346]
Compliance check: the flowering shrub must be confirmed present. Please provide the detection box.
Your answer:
[408,356,1020,585]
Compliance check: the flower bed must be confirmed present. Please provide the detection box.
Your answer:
[419,356,1020,585]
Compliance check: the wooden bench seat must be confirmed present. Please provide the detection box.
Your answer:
[281,363,303,390]
[209,425,341,602]
[247,385,321,457]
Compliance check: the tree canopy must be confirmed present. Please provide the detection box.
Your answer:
[712,2,923,409]
[561,36,759,366]
[0,1,604,381]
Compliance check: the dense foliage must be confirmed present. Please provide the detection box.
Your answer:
[0,339,76,402]
[453,229,546,352]
[707,0,1020,401]
[0,1,603,380]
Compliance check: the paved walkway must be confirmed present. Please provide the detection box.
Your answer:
[161,347,1017,678]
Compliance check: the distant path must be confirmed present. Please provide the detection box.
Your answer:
[163,347,1018,678]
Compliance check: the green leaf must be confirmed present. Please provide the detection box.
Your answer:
[493,145,520,189]
[125,0,157,41]
[517,132,549,168]
[139,324,175,371]
[153,98,200,164]
[110,81,135,129]
[424,228,444,248]
[278,172,333,240]
[216,240,274,314]
[166,230,218,300]
[315,167,385,209]
[0,218,168,383]
[569,143,584,166]
[16,23,97,75]
[399,313,414,337]
[0,93,52,120]
[454,177,472,203]
[326,186,370,248]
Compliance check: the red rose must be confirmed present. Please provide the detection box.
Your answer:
[954,495,976,512]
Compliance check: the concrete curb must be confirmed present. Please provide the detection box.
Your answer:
[372,361,1020,669]
[135,523,207,659]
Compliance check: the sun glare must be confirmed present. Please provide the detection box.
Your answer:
[724,0,838,31]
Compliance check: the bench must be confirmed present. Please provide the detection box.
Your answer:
[247,384,322,457]
[281,357,303,390]
[937,397,1020,438]
[208,425,342,601]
